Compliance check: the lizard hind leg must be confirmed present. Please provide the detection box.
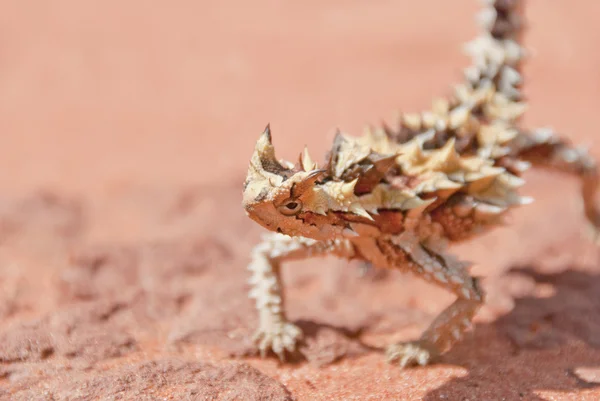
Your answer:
[510,128,600,242]
[381,234,485,368]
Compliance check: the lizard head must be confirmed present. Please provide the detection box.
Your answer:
[242,125,441,241]
[242,125,353,241]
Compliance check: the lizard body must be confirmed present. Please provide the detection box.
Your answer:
[241,0,599,367]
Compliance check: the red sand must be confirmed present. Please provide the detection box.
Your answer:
[1,1,600,400]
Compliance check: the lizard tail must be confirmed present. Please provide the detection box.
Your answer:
[462,0,527,104]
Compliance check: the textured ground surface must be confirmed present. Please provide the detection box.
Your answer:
[1,1,600,400]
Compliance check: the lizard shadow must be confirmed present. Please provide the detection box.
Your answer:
[424,266,600,401]
[268,319,380,366]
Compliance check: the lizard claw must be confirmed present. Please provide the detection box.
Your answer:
[252,321,303,361]
[385,341,439,368]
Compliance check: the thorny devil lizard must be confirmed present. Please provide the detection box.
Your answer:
[241,0,600,368]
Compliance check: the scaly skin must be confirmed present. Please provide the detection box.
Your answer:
[241,0,600,367]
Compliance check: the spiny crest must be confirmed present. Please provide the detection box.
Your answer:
[243,125,327,204]
[326,126,531,209]
[397,97,478,138]
[463,34,525,82]
[452,81,527,122]
[390,82,524,157]
[245,125,437,220]
[244,124,289,192]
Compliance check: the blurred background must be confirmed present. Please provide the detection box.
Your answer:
[0,0,597,194]
[1,1,600,399]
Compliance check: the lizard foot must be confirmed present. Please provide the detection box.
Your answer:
[253,321,303,361]
[385,341,440,368]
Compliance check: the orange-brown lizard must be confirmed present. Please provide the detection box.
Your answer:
[241,0,599,367]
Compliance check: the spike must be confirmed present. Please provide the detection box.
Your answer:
[430,138,460,171]
[401,196,436,211]
[473,203,507,222]
[466,167,505,193]
[252,125,287,174]
[341,178,359,199]
[498,173,525,188]
[421,111,438,129]
[263,123,272,140]
[372,154,398,173]
[280,159,295,169]
[354,154,398,195]
[314,206,328,216]
[513,160,531,173]
[477,7,496,29]
[402,113,422,131]
[434,178,463,190]
[290,169,328,198]
[500,66,522,86]
[453,84,470,103]
[349,203,374,220]
[432,97,450,116]
[406,197,437,218]
[465,66,481,83]
[330,132,372,178]
[300,147,317,171]
[431,178,463,199]
[517,196,534,205]
[417,129,436,144]
[449,104,472,130]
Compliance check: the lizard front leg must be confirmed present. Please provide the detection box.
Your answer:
[374,232,484,368]
[509,128,600,238]
[248,232,356,361]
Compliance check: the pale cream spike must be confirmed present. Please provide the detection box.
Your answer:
[313,205,328,216]
[516,196,535,205]
[421,111,438,129]
[473,203,507,222]
[467,169,505,194]
[340,179,359,201]
[448,104,472,130]
[463,65,481,84]
[332,133,373,177]
[414,175,461,195]
[497,173,525,188]
[454,84,471,103]
[280,159,295,169]
[432,97,450,116]
[489,147,511,159]
[401,196,436,211]
[349,203,374,220]
[428,138,461,171]
[402,113,422,131]
[499,65,522,86]
[464,171,485,181]
[434,178,463,190]
[513,160,532,173]
[301,147,317,171]
[359,185,423,213]
[405,196,437,219]
[476,7,497,30]
[478,124,518,146]
[486,96,528,121]
[417,129,436,143]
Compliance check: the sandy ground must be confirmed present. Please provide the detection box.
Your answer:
[0,0,600,400]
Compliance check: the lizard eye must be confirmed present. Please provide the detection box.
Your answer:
[278,199,303,216]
